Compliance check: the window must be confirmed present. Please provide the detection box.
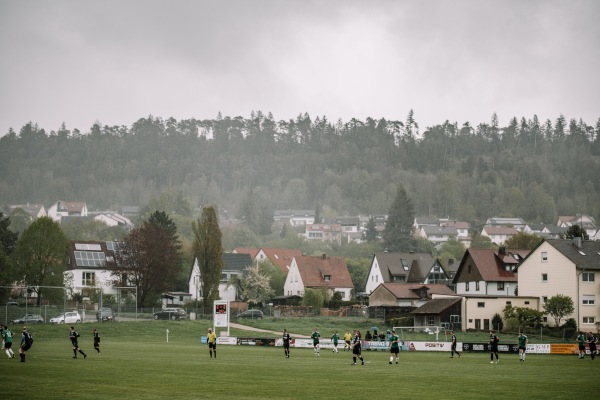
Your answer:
[506,301,512,305]
[476,282,480,291]
[541,251,548,262]
[583,317,596,324]
[323,275,331,281]
[82,272,95,286]
[543,296,548,303]
[220,273,227,282]
[542,273,548,282]
[582,272,595,282]
[543,317,548,322]
[428,316,435,326]
[465,282,470,291]
[524,301,530,305]
[497,282,505,291]
[582,295,595,305]
[477,302,485,308]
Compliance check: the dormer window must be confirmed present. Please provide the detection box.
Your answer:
[323,275,331,281]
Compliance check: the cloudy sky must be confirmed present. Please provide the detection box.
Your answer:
[1,0,598,134]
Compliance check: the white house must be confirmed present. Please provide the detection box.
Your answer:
[188,253,253,302]
[365,252,450,294]
[453,248,530,297]
[47,201,88,222]
[66,240,119,296]
[283,254,354,300]
[93,212,133,228]
[480,226,519,245]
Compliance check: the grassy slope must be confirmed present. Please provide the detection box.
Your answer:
[4,320,595,400]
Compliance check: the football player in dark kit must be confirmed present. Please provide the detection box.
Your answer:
[489,330,499,363]
[450,331,460,358]
[351,330,364,365]
[93,328,101,353]
[282,329,292,358]
[69,326,87,359]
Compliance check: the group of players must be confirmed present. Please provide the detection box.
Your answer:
[1,324,101,362]
[281,327,406,365]
[1,325,33,362]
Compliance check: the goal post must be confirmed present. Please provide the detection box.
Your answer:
[394,326,442,345]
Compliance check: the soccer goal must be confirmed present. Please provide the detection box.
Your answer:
[394,326,442,344]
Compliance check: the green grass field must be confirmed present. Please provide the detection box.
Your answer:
[3,320,598,399]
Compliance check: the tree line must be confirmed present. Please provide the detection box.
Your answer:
[1,111,599,231]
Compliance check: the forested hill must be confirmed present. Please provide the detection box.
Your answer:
[1,112,599,226]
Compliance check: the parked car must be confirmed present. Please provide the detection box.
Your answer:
[153,307,186,320]
[49,311,82,324]
[236,309,263,320]
[6,299,19,306]
[96,308,115,322]
[10,314,44,324]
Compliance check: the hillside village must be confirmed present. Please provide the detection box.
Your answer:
[2,200,600,334]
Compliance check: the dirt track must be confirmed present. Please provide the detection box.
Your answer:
[230,322,310,338]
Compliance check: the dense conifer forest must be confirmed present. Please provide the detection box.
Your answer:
[1,111,599,229]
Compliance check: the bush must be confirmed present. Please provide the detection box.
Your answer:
[492,313,503,331]
[388,317,414,327]
[504,317,520,333]
[560,318,577,330]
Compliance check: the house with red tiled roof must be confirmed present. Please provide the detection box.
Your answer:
[453,247,530,297]
[480,226,519,245]
[233,247,303,274]
[284,254,354,301]
[368,283,455,307]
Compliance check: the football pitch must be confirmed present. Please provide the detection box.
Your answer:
[3,322,598,400]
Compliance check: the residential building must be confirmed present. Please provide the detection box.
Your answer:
[92,212,133,228]
[418,225,458,246]
[47,201,88,222]
[273,210,315,226]
[453,247,530,297]
[411,296,462,329]
[8,203,46,219]
[557,215,597,239]
[304,223,343,246]
[283,254,354,300]
[365,252,451,294]
[485,217,527,230]
[517,238,600,328]
[458,295,539,331]
[368,283,455,307]
[233,247,302,273]
[188,253,253,302]
[66,240,120,296]
[480,226,519,245]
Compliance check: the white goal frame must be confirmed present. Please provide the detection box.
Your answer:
[394,326,442,343]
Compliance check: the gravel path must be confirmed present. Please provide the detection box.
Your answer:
[230,322,310,338]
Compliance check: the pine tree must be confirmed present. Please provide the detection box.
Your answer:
[383,185,416,251]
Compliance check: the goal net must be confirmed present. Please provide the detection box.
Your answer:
[393,326,442,346]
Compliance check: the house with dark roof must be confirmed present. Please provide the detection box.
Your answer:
[8,203,46,219]
[365,252,451,294]
[368,283,455,307]
[283,254,354,301]
[188,253,253,302]
[517,238,600,328]
[453,248,530,297]
[412,296,462,329]
[65,240,120,296]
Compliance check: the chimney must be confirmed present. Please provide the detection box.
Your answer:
[322,253,326,260]
[573,237,582,248]
[448,258,454,265]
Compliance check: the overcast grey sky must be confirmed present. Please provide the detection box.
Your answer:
[1,0,598,134]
